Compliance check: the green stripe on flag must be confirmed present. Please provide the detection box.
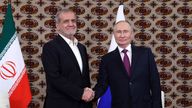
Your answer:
[0,3,16,54]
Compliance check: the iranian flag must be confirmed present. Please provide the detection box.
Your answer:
[0,3,31,108]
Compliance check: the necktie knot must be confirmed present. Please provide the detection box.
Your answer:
[122,49,128,54]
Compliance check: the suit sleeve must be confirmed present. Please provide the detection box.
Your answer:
[42,43,84,101]
[148,48,162,108]
[93,57,109,99]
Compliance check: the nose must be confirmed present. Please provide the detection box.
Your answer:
[68,20,74,26]
[119,32,125,37]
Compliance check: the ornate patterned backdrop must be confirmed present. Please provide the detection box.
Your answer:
[0,0,192,108]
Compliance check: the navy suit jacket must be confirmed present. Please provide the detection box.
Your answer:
[42,35,92,108]
[94,45,162,108]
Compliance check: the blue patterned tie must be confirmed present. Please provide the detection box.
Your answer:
[122,49,131,76]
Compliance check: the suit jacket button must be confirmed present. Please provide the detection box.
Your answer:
[129,82,132,85]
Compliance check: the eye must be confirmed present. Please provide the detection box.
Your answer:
[62,20,69,24]
[115,30,122,34]
[71,19,76,23]
[123,30,129,34]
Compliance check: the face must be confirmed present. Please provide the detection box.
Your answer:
[113,21,133,48]
[56,11,77,38]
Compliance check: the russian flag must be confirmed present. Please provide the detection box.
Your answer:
[97,4,125,108]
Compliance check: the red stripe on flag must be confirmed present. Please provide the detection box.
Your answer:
[9,67,31,108]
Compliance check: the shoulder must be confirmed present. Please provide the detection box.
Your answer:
[133,45,152,53]
[133,45,149,50]
[101,48,118,61]
[77,42,87,51]
[78,42,86,48]
[43,36,61,50]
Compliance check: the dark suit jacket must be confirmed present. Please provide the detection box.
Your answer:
[42,35,92,108]
[94,45,162,108]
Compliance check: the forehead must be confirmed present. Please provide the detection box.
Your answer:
[59,12,76,19]
[114,22,131,30]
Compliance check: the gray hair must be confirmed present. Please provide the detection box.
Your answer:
[55,9,76,23]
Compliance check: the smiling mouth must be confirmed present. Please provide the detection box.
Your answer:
[119,39,126,41]
[67,27,76,29]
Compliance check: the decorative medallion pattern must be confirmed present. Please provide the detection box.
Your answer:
[0,0,191,108]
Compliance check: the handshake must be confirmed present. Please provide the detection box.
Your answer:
[81,87,95,102]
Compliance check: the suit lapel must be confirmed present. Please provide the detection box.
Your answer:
[77,44,86,74]
[113,48,130,78]
[130,45,140,79]
[113,45,140,79]
[56,36,82,74]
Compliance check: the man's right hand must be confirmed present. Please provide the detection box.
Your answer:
[82,87,95,102]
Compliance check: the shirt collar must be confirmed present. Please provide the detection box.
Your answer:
[59,33,78,46]
[118,44,132,53]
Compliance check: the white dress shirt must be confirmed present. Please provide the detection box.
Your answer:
[59,34,83,72]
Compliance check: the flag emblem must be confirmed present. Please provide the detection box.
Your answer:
[0,61,16,80]
[0,3,31,108]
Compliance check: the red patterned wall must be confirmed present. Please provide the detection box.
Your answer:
[0,0,192,108]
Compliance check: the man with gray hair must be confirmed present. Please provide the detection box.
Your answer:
[42,9,93,108]
[93,21,162,108]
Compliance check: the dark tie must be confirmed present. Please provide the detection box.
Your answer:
[122,49,131,76]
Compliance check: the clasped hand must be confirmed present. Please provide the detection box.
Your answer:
[82,87,95,102]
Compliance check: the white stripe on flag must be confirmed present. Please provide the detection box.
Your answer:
[0,36,25,92]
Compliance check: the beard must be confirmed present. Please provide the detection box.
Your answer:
[67,29,77,36]
[59,28,77,37]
